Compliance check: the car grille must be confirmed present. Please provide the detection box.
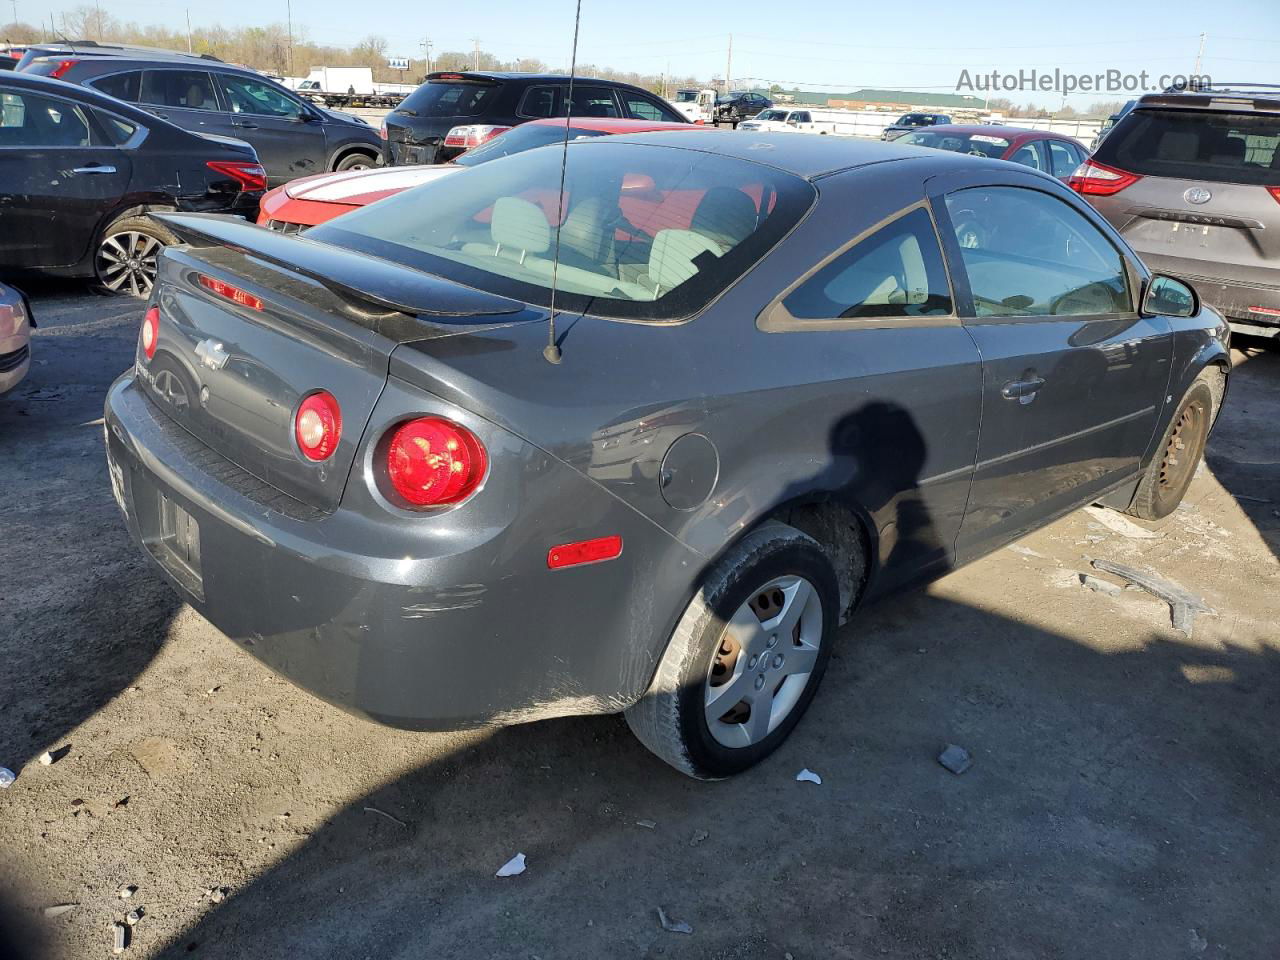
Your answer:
[266,220,307,235]
[0,344,29,372]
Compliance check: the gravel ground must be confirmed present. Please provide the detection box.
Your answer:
[2,288,1278,960]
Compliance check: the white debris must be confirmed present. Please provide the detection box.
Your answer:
[1006,544,1048,559]
[1083,506,1161,539]
[42,904,77,918]
[495,853,527,877]
[112,922,129,954]
[795,768,823,785]
[634,819,657,829]
[118,885,137,900]
[0,767,14,788]
[39,752,54,766]
[656,906,694,934]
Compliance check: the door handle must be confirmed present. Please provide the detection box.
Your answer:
[72,165,117,174]
[234,120,259,129]
[1001,376,1046,404]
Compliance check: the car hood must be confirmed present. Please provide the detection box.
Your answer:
[321,106,370,126]
[282,164,462,205]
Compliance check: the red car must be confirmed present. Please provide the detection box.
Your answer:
[257,117,707,232]
[895,125,1090,182]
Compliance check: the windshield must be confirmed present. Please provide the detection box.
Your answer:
[755,109,790,122]
[398,78,502,118]
[454,124,609,167]
[1096,108,1280,186]
[901,131,1011,158]
[311,140,815,321]
[675,90,698,102]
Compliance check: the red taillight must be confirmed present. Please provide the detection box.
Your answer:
[547,535,623,570]
[442,124,512,150]
[1248,305,1280,317]
[295,391,342,462]
[141,306,159,360]
[206,160,268,193]
[1268,186,1280,205]
[386,417,487,507]
[197,274,264,311]
[48,58,78,79]
[1068,160,1142,197]
[378,121,388,141]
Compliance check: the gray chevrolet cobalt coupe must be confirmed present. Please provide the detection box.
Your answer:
[105,132,1229,779]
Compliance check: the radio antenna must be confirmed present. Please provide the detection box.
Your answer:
[543,0,583,365]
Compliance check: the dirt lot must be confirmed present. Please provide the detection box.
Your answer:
[2,288,1278,960]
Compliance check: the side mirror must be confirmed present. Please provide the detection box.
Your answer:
[1142,275,1198,319]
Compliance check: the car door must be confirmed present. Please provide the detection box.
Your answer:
[1046,139,1084,181]
[929,171,1172,559]
[755,178,983,592]
[137,68,221,133]
[0,84,131,270]
[1006,139,1048,173]
[563,84,621,119]
[210,73,327,186]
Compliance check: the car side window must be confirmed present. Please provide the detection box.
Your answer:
[0,89,93,147]
[216,74,303,119]
[1008,141,1045,171]
[141,70,218,111]
[567,86,620,118]
[518,85,559,119]
[1048,141,1080,179]
[89,71,142,103]
[782,206,952,320]
[944,186,1132,318]
[621,94,664,121]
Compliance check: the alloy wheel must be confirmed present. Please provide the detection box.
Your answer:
[97,231,163,298]
[704,575,824,749]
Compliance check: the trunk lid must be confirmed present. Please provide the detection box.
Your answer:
[141,213,534,512]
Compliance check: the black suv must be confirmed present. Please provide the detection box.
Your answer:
[19,45,382,186]
[0,72,263,296]
[382,71,688,166]
[881,112,952,141]
[714,91,772,127]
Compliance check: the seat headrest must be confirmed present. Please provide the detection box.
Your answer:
[649,229,721,294]
[185,84,205,108]
[690,187,758,250]
[491,197,550,255]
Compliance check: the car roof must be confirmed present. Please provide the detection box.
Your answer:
[524,117,701,133]
[912,124,1080,143]
[0,70,195,127]
[19,41,222,65]
[1134,85,1280,114]
[578,128,983,180]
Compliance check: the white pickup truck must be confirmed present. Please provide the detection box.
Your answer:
[738,107,859,136]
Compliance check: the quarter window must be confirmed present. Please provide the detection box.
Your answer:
[90,71,143,103]
[944,186,1131,318]
[1008,141,1045,171]
[567,86,619,118]
[518,85,559,118]
[216,75,303,119]
[782,207,952,320]
[0,90,92,147]
[141,70,217,111]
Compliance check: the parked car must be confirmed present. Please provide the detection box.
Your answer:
[0,283,33,395]
[0,72,264,297]
[19,46,382,186]
[715,91,772,127]
[1090,99,1137,151]
[105,132,1228,779]
[258,117,708,232]
[1070,84,1280,339]
[897,125,1089,181]
[738,107,861,137]
[881,112,952,141]
[381,71,688,166]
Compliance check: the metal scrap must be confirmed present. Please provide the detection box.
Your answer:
[656,906,693,935]
[1091,559,1212,637]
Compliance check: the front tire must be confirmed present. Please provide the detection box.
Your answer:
[334,151,377,171]
[625,522,840,780]
[1125,374,1215,521]
[94,215,175,298]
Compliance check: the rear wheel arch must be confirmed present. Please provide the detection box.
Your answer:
[329,144,379,171]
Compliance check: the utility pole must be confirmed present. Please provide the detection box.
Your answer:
[185,8,192,54]
[286,0,294,73]
[725,34,732,95]
[9,0,17,28]
[419,37,432,75]
[1193,31,1206,75]
[471,37,481,71]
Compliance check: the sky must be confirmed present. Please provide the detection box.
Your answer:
[17,0,1280,108]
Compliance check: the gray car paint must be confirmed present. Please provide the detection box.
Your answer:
[104,134,1231,730]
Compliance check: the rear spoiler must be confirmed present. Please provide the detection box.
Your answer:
[156,213,524,318]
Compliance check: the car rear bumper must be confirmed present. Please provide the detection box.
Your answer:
[104,372,697,730]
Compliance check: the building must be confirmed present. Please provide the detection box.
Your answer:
[752,87,984,113]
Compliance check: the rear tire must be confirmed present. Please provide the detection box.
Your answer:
[94,215,175,299]
[625,521,841,780]
[1125,375,1215,521]
[334,152,377,172]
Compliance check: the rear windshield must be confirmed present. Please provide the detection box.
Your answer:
[901,131,1010,157]
[1096,108,1280,186]
[399,78,502,118]
[454,124,608,166]
[310,140,815,322]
